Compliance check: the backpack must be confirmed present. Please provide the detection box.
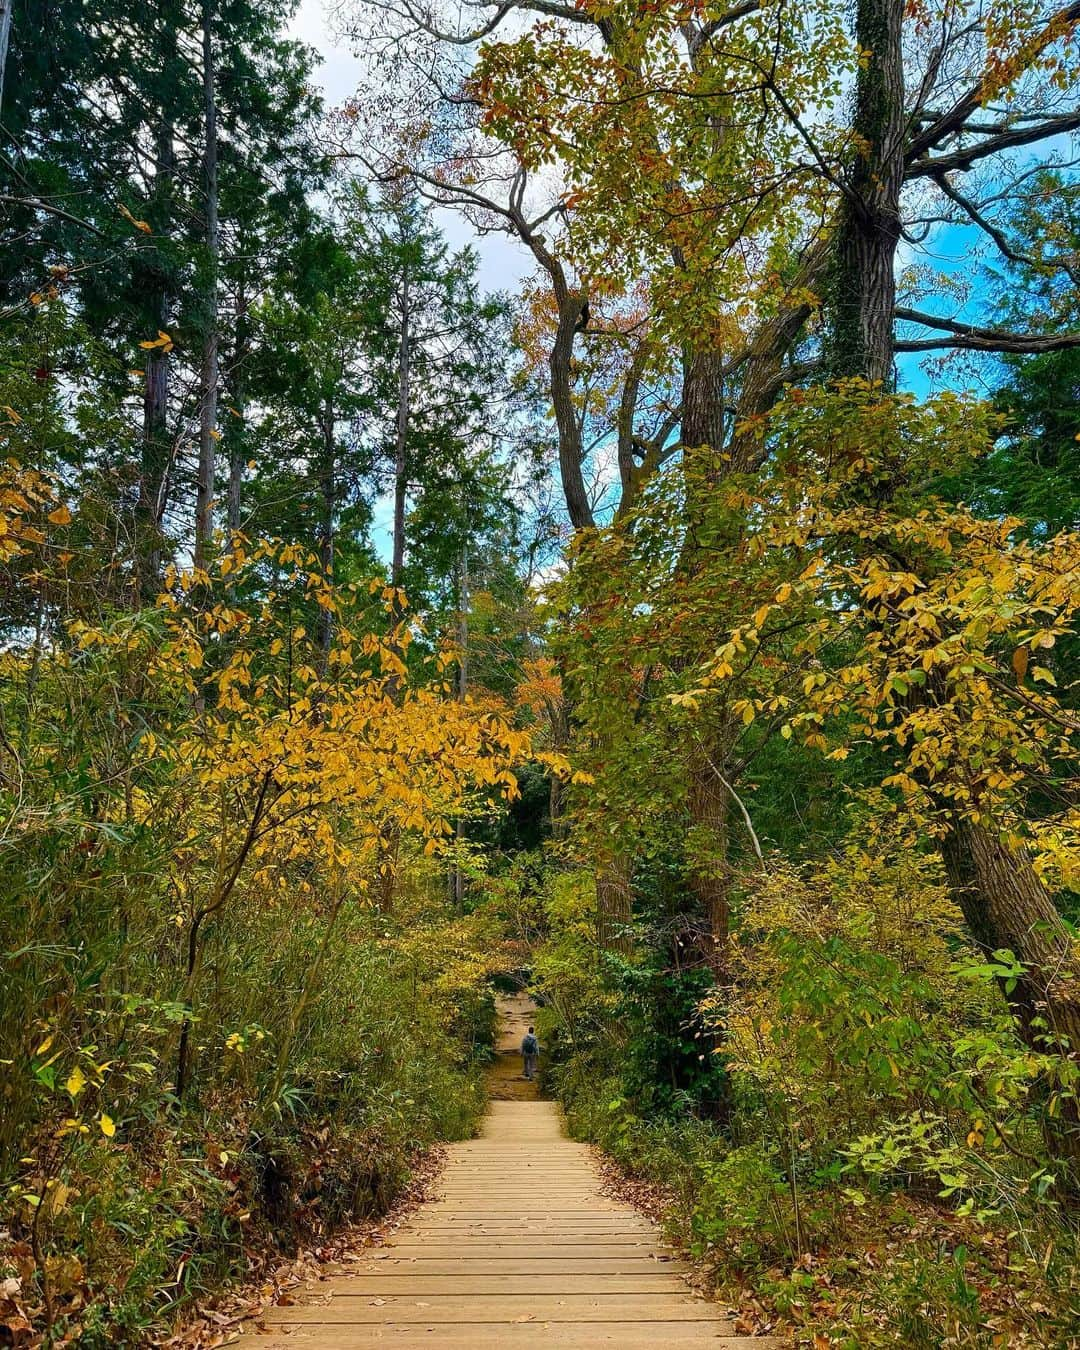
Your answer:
[522,1033,539,1056]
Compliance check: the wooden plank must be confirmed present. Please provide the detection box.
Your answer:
[319,1275,688,1295]
[347,1258,690,1274]
[266,1293,722,1324]
[242,1325,781,1349]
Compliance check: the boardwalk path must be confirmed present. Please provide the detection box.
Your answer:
[241,996,778,1347]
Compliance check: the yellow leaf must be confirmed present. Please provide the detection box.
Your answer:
[99,1114,116,1138]
[1011,646,1028,680]
[65,1066,86,1098]
[138,330,174,352]
[118,203,153,233]
[47,505,72,526]
[34,1034,54,1057]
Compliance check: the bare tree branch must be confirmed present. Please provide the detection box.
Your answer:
[905,0,1080,164]
[895,306,1080,351]
[907,112,1080,178]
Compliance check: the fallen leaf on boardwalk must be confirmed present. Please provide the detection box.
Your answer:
[513,1314,535,1323]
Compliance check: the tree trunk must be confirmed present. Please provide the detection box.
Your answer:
[376,260,412,915]
[391,271,410,597]
[138,97,176,597]
[686,729,735,973]
[227,439,243,533]
[550,289,594,530]
[941,816,1080,1037]
[227,284,250,535]
[195,0,219,564]
[824,0,1080,1177]
[726,234,833,470]
[826,0,905,384]
[317,400,335,667]
[596,853,632,953]
[941,814,1080,1170]
[0,0,12,117]
[451,542,468,912]
[681,347,737,968]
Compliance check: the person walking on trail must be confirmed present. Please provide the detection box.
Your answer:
[521,1026,539,1080]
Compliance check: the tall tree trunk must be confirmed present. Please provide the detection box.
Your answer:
[227,436,243,533]
[317,400,335,667]
[550,288,594,531]
[682,347,737,970]
[825,0,1080,1177]
[686,729,734,972]
[0,0,13,117]
[941,814,1080,1172]
[391,271,410,599]
[376,263,411,916]
[826,0,905,384]
[227,284,250,535]
[596,853,632,953]
[451,542,468,912]
[195,0,219,564]
[941,816,1080,1051]
[139,70,176,597]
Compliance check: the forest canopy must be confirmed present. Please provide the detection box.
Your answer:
[1,0,1079,1343]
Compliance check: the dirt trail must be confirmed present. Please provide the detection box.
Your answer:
[487,990,541,1100]
[238,994,783,1347]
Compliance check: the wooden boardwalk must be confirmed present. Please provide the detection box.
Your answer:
[239,1001,779,1347]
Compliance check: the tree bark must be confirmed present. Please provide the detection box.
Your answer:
[227,283,250,535]
[941,817,1080,1039]
[941,814,1080,1169]
[0,0,13,117]
[375,253,412,915]
[452,542,468,912]
[550,288,594,530]
[195,0,219,564]
[826,0,905,384]
[596,853,632,953]
[392,270,410,591]
[681,348,737,968]
[139,76,176,596]
[317,400,335,667]
[824,0,1080,1176]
